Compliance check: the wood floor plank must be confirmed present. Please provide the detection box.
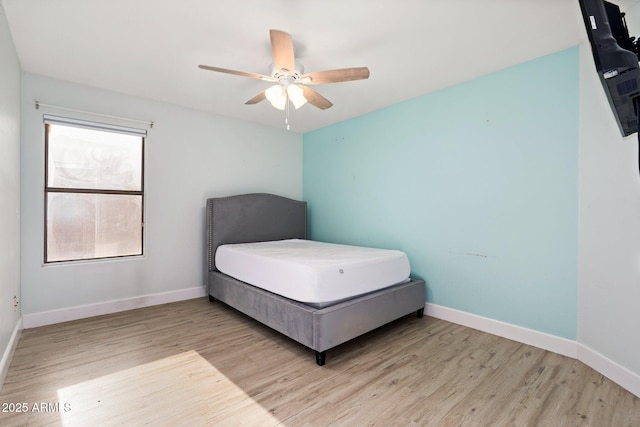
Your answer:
[0,297,638,426]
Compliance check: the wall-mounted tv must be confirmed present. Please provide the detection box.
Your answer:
[580,0,640,136]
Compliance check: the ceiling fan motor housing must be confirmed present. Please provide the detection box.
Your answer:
[270,63,304,86]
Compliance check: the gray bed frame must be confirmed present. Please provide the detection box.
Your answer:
[206,193,426,365]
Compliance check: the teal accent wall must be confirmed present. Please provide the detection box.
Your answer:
[303,47,579,339]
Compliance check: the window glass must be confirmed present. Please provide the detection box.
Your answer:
[45,118,145,263]
[46,193,143,262]
[47,125,142,191]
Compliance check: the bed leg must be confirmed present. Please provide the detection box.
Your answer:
[315,351,326,366]
[416,308,424,318]
[208,295,216,303]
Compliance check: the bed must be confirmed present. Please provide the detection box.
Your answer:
[206,193,426,365]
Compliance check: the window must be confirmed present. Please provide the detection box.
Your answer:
[44,115,145,263]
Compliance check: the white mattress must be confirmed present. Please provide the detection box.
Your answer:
[215,239,411,306]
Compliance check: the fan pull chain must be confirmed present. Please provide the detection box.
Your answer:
[285,92,291,131]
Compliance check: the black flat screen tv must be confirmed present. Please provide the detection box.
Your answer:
[580,0,640,136]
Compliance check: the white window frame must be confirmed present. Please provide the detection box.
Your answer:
[43,115,146,263]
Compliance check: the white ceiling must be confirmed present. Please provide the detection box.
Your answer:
[2,0,592,133]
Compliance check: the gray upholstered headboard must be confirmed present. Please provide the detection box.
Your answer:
[206,193,307,272]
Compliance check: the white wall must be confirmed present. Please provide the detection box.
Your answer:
[0,3,22,386]
[20,73,302,321]
[578,41,640,385]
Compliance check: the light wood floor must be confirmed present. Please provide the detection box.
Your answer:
[1,298,638,426]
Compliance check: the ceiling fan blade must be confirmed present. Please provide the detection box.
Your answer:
[301,67,370,85]
[245,91,266,105]
[198,65,272,81]
[270,29,295,72]
[301,86,333,110]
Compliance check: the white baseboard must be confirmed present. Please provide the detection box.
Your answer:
[0,317,22,392]
[578,344,640,398]
[425,303,578,358]
[23,286,207,329]
[426,303,640,398]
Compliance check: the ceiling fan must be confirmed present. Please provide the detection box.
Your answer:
[198,29,370,117]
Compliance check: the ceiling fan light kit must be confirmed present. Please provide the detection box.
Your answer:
[265,64,308,110]
[286,84,307,109]
[199,29,370,129]
[265,85,287,110]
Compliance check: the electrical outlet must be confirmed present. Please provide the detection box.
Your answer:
[13,295,19,312]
